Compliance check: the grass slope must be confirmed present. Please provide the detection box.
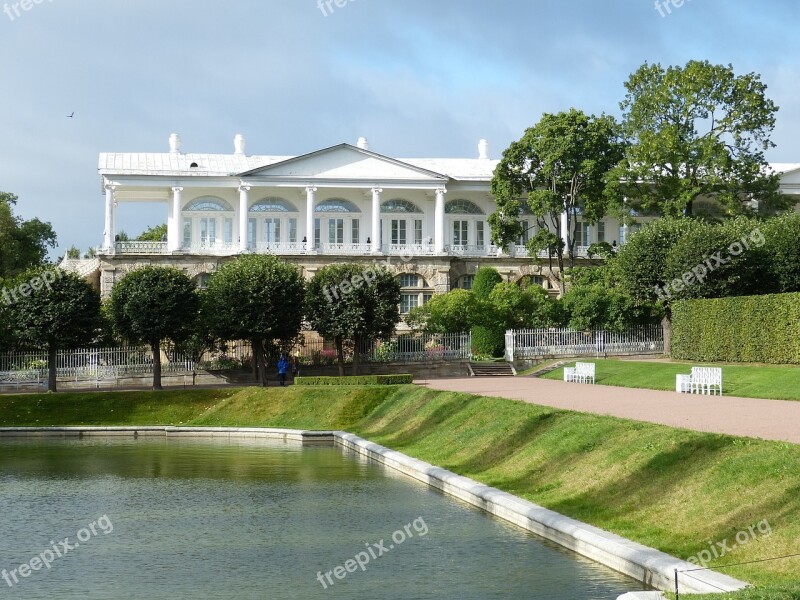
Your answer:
[1,386,799,597]
[541,359,800,401]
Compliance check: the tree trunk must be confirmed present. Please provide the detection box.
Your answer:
[47,344,57,393]
[335,336,345,377]
[152,340,163,390]
[661,307,673,357]
[253,338,266,386]
[353,335,361,376]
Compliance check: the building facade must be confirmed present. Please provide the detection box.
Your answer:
[80,134,800,316]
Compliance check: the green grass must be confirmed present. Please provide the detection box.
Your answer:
[541,358,800,401]
[1,385,799,597]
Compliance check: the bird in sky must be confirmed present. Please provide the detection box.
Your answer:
[67,112,74,118]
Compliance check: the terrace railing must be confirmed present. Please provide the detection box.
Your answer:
[505,325,664,362]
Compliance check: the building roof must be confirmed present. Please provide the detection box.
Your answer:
[98,148,500,181]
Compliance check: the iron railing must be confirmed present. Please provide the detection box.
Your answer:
[505,325,664,361]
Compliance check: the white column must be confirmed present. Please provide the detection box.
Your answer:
[305,187,317,251]
[169,187,183,252]
[239,184,250,252]
[371,188,382,253]
[434,187,446,253]
[103,185,115,251]
[560,210,569,253]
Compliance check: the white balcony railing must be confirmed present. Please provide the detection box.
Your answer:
[446,244,499,257]
[383,243,436,256]
[317,243,372,255]
[251,242,307,255]
[182,242,239,256]
[114,241,169,255]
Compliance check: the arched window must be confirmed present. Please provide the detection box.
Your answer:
[315,199,361,213]
[184,197,234,212]
[445,199,484,215]
[382,199,422,214]
[250,198,298,213]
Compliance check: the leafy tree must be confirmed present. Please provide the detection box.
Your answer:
[612,60,785,217]
[109,266,199,390]
[407,289,478,334]
[4,268,101,391]
[488,283,557,330]
[472,267,503,298]
[137,224,168,242]
[490,109,625,294]
[0,192,57,279]
[561,285,657,332]
[204,255,305,385]
[65,246,81,260]
[760,213,800,293]
[306,263,400,375]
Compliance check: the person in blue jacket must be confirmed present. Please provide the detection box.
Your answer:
[277,353,290,387]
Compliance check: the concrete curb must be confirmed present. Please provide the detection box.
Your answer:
[0,427,749,595]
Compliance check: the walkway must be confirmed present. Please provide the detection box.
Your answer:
[422,377,800,444]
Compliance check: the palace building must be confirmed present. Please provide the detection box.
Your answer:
[68,134,800,318]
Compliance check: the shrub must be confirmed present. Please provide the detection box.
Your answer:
[672,293,800,363]
[294,375,413,386]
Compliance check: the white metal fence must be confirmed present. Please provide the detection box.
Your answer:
[365,333,472,363]
[0,346,195,389]
[504,325,664,361]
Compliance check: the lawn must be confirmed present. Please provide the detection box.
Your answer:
[1,385,799,597]
[541,358,800,401]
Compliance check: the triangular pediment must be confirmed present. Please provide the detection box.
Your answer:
[239,144,448,182]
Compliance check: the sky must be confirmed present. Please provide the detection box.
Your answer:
[1,0,799,257]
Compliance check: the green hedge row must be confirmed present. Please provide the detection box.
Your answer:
[672,293,800,363]
[294,375,413,386]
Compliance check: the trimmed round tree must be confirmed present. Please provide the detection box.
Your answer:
[471,267,504,357]
[6,267,101,391]
[306,263,400,376]
[204,255,306,386]
[109,266,199,390]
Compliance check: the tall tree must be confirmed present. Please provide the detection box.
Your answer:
[109,266,199,390]
[204,255,305,385]
[612,60,784,217]
[490,109,625,294]
[0,192,57,279]
[306,263,400,375]
[5,268,101,391]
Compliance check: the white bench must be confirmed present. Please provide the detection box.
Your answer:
[676,367,722,395]
[564,362,595,384]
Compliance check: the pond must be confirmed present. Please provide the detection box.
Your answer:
[0,437,647,599]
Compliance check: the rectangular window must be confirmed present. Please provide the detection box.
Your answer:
[351,219,360,245]
[518,220,530,245]
[328,218,344,244]
[200,219,208,244]
[288,218,297,244]
[400,274,419,288]
[477,221,485,247]
[314,218,321,248]
[248,218,257,249]
[264,218,280,244]
[400,293,419,314]
[453,221,468,246]
[414,219,423,245]
[391,219,407,245]
[597,221,606,243]
[183,218,192,247]
[619,225,626,245]
[224,218,233,245]
[423,293,433,305]
[574,222,589,246]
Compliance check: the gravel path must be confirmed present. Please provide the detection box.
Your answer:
[421,377,800,444]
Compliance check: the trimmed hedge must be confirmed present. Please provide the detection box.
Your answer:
[672,293,800,363]
[294,375,413,386]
